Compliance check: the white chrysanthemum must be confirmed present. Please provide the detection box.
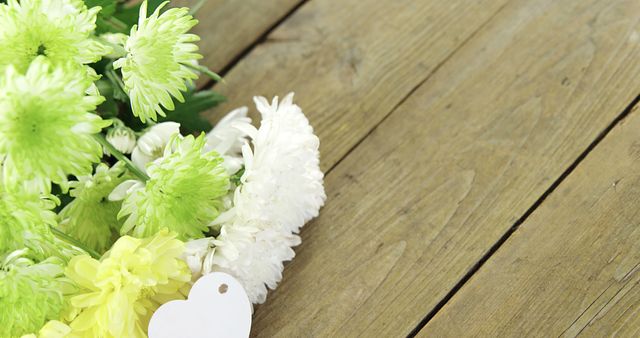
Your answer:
[205,107,253,174]
[209,221,300,304]
[131,122,181,171]
[113,1,201,122]
[234,93,326,233]
[182,237,215,279]
[187,93,325,304]
[0,0,110,73]
[182,220,299,305]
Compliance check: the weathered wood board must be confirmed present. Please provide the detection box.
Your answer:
[221,0,640,336]
[175,0,304,86]
[420,101,640,337]
[206,0,511,172]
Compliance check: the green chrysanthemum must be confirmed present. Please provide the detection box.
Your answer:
[113,0,201,123]
[0,176,60,261]
[0,0,110,73]
[117,134,230,240]
[59,162,132,254]
[0,57,110,188]
[0,250,75,338]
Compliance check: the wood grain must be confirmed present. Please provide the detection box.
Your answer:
[173,0,304,86]
[242,0,640,336]
[420,101,640,337]
[206,0,511,171]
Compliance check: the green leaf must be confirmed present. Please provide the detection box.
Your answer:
[95,79,119,118]
[230,166,245,186]
[84,0,117,17]
[158,90,226,134]
[95,16,129,34]
[118,90,225,133]
[51,184,73,213]
[97,97,119,118]
[85,0,124,33]
[103,66,128,102]
[113,0,167,28]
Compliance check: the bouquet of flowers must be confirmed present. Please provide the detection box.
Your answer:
[0,0,325,337]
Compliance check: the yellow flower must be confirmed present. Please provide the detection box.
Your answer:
[21,320,72,338]
[64,230,191,338]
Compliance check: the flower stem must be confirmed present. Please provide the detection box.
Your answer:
[105,67,128,99]
[50,226,101,259]
[94,134,150,181]
[181,62,224,83]
[106,16,128,32]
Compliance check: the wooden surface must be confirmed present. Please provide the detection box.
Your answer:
[175,0,304,86]
[420,102,640,337]
[206,0,513,171]
[192,0,640,336]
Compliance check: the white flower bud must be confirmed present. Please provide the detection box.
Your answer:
[106,124,136,154]
[131,122,182,171]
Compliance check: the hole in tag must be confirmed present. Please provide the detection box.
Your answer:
[218,283,228,294]
[149,273,252,338]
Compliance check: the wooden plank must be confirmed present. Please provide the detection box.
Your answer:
[245,0,640,336]
[206,0,511,171]
[577,251,640,338]
[420,101,640,337]
[174,0,304,86]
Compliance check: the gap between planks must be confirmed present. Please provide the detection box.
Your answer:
[106,1,640,335]
[200,0,309,88]
[195,0,640,335]
[323,1,510,177]
[202,0,613,333]
[408,94,640,337]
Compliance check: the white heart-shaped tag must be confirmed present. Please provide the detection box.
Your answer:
[149,272,252,338]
